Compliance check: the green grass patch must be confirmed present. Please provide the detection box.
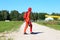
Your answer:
[36,20,60,30]
[0,21,23,32]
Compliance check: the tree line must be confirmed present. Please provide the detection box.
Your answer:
[0,10,60,21]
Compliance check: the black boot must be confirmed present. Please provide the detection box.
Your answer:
[24,33,28,35]
[30,32,34,34]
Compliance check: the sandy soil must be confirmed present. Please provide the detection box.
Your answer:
[1,22,60,40]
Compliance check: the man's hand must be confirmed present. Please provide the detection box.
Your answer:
[26,18,30,22]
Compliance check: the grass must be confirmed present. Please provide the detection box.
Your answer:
[36,20,60,30]
[0,21,23,32]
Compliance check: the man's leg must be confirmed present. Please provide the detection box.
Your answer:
[29,21,32,33]
[24,22,28,34]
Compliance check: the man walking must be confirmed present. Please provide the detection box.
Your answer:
[23,7,33,34]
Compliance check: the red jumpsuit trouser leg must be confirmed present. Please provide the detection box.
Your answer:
[29,21,32,33]
[24,21,32,33]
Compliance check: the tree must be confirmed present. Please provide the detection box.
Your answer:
[38,13,48,20]
[0,11,3,20]
[20,12,25,21]
[10,10,20,21]
[51,13,60,16]
[0,10,9,20]
[30,12,36,21]
[34,13,38,21]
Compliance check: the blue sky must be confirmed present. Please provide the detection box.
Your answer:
[0,0,60,13]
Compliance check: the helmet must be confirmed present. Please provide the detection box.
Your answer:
[28,7,32,11]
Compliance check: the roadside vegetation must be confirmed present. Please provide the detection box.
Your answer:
[36,20,60,30]
[0,21,23,32]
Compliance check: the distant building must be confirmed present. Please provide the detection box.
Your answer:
[45,17,54,21]
[45,15,60,21]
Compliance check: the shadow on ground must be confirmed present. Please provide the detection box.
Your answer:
[31,32,43,35]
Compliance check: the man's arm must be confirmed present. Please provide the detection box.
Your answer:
[26,11,31,22]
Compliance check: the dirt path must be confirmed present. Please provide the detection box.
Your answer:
[5,22,60,40]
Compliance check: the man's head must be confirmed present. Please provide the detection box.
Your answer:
[28,7,32,12]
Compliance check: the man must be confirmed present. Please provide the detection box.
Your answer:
[23,7,33,34]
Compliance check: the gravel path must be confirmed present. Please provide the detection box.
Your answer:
[6,22,60,40]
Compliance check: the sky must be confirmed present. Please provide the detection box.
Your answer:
[0,0,60,13]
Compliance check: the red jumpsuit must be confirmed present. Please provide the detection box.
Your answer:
[24,8,32,33]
